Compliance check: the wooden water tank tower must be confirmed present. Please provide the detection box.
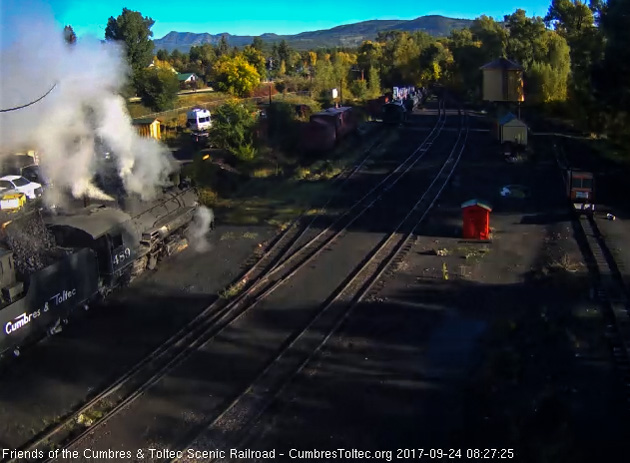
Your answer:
[481,58,524,103]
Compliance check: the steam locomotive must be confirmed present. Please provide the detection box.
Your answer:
[0,183,204,360]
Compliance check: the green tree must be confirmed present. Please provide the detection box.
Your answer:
[357,41,383,74]
[211,101,257,161]
[351,79,369,100]
[418,42,454,85]
[448,28,485,98]
[217,35,229,57]
[504,9,548,69]
[63,25,77,45]
[277,40,291,64]
[279,60,286,76]
[156,49,169,61]
[367,66,381,98]
[251,36,264,51]
[527,33,571,105]
[135,67,179,111]
[105,8,155,73]
[212,55,261,96]
[470,15,508,61]
[597,0,630,114]
[242,45,266,78]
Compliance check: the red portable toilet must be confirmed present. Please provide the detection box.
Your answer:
[461,199,492,240]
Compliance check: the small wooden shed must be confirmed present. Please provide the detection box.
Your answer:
[132,118,161,140]
[481,58,524,103]
[496,112,527,146]
[462,199,492,240]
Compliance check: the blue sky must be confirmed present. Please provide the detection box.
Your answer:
[3,0,552,40]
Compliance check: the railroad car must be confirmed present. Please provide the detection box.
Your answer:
[0,183,205,361]
[382,101,407,124]
[309,107,358,141]
[566,169,595,212]
[0,210,101,359]
[300,107,358,152]
[300,119,336,152]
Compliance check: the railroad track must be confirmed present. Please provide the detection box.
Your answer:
[8,103,445,463]
[553,141,630,410]
[169,106,469,462]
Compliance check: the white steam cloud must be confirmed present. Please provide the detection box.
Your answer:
[0,8,176,203]
[186,206,214,253]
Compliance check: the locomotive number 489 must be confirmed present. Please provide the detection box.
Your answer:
[112,247,131,266]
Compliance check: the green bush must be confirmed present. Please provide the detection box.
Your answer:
[211,101,258,161]
[134,67,179,112]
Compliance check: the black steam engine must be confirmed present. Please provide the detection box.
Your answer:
[0,184,204,360]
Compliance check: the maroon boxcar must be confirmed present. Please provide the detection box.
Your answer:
[309,107,357,141]
[299,119,336,152]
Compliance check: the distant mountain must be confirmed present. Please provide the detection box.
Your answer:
[153,15,473,53]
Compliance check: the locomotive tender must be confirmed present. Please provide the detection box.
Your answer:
[0,184,203,360]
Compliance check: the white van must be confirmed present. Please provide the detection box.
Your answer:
[186,108,212,131]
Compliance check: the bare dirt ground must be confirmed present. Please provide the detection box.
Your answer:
[237,120,630,462]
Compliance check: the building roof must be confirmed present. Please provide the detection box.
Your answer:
[132,118,160,125]
[461,199,493,211]
[177,72,197,81]
[498,112,527,127]
[480,57,524,71]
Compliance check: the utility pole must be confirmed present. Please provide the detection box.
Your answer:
[339,80,343,105]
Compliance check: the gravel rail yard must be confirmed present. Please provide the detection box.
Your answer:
[19,99,470,462]
[224,122,630,463]
[1,119,396,461]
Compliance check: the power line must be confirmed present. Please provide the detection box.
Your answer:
[0,82,58,113]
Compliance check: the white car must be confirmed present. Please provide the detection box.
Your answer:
[0,175,43,200]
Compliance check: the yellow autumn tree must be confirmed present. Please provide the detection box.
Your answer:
[212,55,261,97]
[308,51,317,67]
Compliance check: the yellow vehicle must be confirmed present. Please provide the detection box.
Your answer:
[0,192,27,212]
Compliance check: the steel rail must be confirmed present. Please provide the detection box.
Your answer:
[17,104,446,463]
[170,108,469,462]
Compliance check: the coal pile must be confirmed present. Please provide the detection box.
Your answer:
[1,211,65,277]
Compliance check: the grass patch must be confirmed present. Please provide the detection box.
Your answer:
[250,167,278,178]
[243,231,258,239]
[198,188,219,207]
[455,245,491,260]
[77,409,104,427]
[219,278,248,299]
[220,231,236,241]
[548,253,583,273]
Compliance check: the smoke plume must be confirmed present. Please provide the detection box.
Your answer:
[186,206,214,253]
[0,4,176,204]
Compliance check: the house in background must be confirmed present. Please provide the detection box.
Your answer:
[177,73,200,90]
